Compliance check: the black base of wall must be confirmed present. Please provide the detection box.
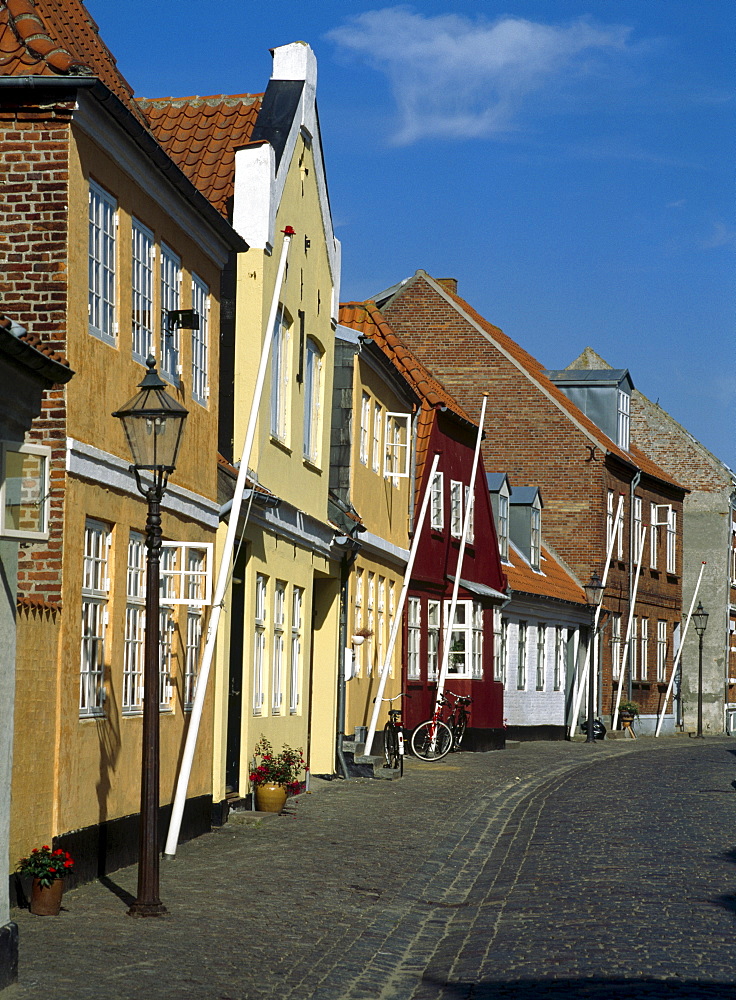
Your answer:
[505,725,567,742]
[0,921,18,989]
[10,795,212,906]
[460,727,506,752]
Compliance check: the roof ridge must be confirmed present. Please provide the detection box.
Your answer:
[137,92,263,107]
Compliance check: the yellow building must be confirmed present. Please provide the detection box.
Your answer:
[2,3,244,883]
[143,43,343,800]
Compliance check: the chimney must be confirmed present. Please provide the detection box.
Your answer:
[436,278,457,295]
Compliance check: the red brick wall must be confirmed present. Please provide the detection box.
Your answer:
[0,103,72,606]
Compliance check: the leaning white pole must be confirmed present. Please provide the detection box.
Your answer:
[567,494,624,736]
[364,453,441,756]
[164,228,294,858]
[612,525,646,730]
[435,394,488,709]
[655,560,706,737]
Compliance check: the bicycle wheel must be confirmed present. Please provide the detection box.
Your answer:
[410,720,453,761]
[383,723,399,769]
[453,711,467,751]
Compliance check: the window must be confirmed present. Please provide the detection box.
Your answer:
[493,609,503,681]
[80,519,110,717]
[498,493,509,562]
[253,574,267,715]
[407,597,421,680]
[372,403,382,474]
[607,491,623,559]
[450,480,463,538]
[430,471,444,531]
[388,581,396,676]
[666,509,677,573]
[517,621,527,690]
[657,620,668,681]
[353,568,363,676]
[445,601,474,677]
[158,542,212,606]
[536,624,546,690]
[270,309,290,441]
[500,618,508,687]
[160,243,181,380]
[554,627,564,691]
[633,496,642,560]
[384,413,411,481]
[472,602,483,678]
[0,442,50,540]
[465,487,475,543]
[640,618,648,680]
[359,392,370,465]
[88,181,116,342]
[158,547,176,711]
[191,274,210,405]
[272,581,286,714]
[123,531,145,715]
[303,338,322,463]
[367,572,375,675]
[290,586,303,714]
[531,506,541,570]
[611,613,621,679]
[377,576,386,674]
[650,503,659,569]
[427,600,440,680]
[132,219,154,361]
[607,491,614,552]
[183,548,206,710]
[617,389,630,450]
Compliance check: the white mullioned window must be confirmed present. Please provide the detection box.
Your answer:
[611,613,622,679]
[191,274,210,405]
[498,493,509,562]
[372,402,382,474]
[253,574,267,715]
[272,581,286,714]
[430,471,444,531]
[536,623,546,690]
[0,442,50,541]
[554,626,564,691]
[493,609,502,681]
[376,576,385,677]
[183,548,206,709]
[657,620,668,681]
[80,519,110,717]
[666,509,677,573]
[359,392,370,465]
[465,486,475,543]
[640,617,648,680]
[427,599,440,680]
[131,219,154,361]
[383,413,411,482]
[367,571,375,675]
[500,618,508,687]
[388,581,396,677]
[160,243,181,380]
[633,496,642,561]
[531,507,541,570]
[123,531,146,715]
[607,491,614,552]
[270,309,290,441]
[158,546,177,711]
[290,586,303,714]
[450,480,463,538]
[472,601,483,678]
[517,621,527,690]
[407,597,421,680]
[650,502,659,569]
[88,181,117,343]
[444,600,479,679]
[303,338,322,463]
[617,389,630,450]
[353,568,363,676]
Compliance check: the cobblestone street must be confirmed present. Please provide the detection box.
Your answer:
[6,737,736,999]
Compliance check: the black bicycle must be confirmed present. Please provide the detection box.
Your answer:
[411,691,472,762]
[375,693,407,776]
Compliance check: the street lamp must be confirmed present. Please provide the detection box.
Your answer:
[583,571,605,744]
[113,357,188,917]
[692,601,709,739]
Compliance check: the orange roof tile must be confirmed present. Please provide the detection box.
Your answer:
[0,0,145,122]
[504,544,587,606]
[138,94,262,218]
[429,276,685,492]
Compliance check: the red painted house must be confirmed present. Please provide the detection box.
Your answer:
[340,302,508,750]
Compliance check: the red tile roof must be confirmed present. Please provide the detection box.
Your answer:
[0,314,70,367]
[138,95,262,218]
[504,544,587,606]
[0,0,144,122]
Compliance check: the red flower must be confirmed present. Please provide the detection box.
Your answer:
[48,867,56,874]
[64,860,73,868]
[42,845,49,851]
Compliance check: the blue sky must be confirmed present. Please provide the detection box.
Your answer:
[86,1,735,469]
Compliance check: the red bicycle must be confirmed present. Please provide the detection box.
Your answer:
[410,691,472,762]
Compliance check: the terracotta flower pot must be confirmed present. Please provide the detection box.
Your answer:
[30,877,64,916]
[254,783,288,813]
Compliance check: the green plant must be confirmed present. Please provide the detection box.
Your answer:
[249,736,307,793]
[619,700,640,717]
[17,845,74,888]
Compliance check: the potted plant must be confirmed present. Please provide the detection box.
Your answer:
[619,700,640,737]
[249,736,307,813]
[351,626,373,646]
[17,845,75,915]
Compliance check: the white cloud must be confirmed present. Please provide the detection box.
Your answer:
[327,6,634,144]
[700,221,736,250]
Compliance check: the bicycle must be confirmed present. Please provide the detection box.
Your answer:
[375,693,408,776]
[410,691,472,762]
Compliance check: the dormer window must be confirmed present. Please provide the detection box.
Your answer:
[530,506,541,571]
[617,389,630,450]
[498,493,509,562]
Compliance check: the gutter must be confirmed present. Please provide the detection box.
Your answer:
[0,326,74,385]
[628,470,641,703]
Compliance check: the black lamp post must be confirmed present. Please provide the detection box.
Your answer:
[692,601,709,739]
[583,571,605,744]
[113,357,187,917]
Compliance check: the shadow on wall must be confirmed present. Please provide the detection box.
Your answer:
[95,674,121,878]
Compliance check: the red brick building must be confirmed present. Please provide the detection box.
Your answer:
[377,272,686,732]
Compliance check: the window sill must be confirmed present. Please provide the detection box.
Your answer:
[122,709,144,718]
[88,327,117,347]
[270,436,292,456]
[303,457,322,474]
[79,712,106,722]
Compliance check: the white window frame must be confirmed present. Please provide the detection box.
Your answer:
[132,219,154,362]
[383,412,411,481]
[191,273,210,405]
[640,617,648,680]
[498,493,509,562]
[184,610,203,711]
[500,618,508,688]
[372,402,382,474]
[303,338,322,463]
[472,601,483,679]
[427,599,440,680]
[158,542,213,606]
[657,620,668,682]
[377,576,386,673]
[0,442,50,541]
[611,613,622,679]
[407,597,421,680]
[430,471,444,531]
[160,243,181,380]
[80,519,111,717]
[666,508,677,574]
[450,480,463,538]
[493,609,502,682]
[617,389,630,450]
[517,621,527,690]
[353,569,363,676]
[290,586,303,714]
[272,581,286,714]
[253,574,267,715]
[629,616,638,681]
[554,626,564,691]
[359,392,370,465]
[531,506,541,570]
[444,599,474,679]
[123,531,146,715]
[536,623,546,691]
[465,487,475,544]
[88,180,117,343]
[367,572,375,676]
[633,496,642,560]
[270,308,290,442]
[158,547,177,711]
[650,503,659,569]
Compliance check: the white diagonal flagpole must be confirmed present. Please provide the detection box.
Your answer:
[655,561,706,737]
[612,525,646,730]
